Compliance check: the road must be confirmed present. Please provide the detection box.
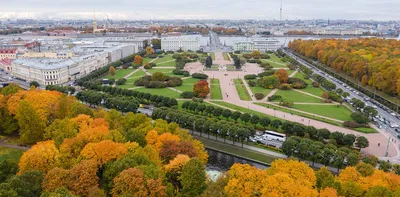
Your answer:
[284,49,400,145]
[203,31,232,52]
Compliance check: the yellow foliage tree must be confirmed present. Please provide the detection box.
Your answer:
[319,187,338,197]
[266,159,316,188]
[164,154,190,172]
[80,140,128,165]
[18,140,60,174]
[42,167,71,192]
[109,66,116,76]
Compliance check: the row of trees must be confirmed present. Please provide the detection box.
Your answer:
[76,90,140,113]
[289,38,400,96]
[152,107,256,146]
[81,82,178,107]
[179,101,369,149]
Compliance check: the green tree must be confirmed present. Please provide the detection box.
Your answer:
[15,100,46,144]
[44,119,78,147]
[221,109,232,119]
[230,111,241,122]
[179,158,207,196]
[249,115,260,125]
[379,160,392,172]
[365,186,392,197]
[240,113,251,124]
[29,81,40,88]
[355,136,369,149]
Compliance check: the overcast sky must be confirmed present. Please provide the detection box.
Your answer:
[0,0,399,21]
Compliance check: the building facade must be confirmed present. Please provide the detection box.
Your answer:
[233,39,280,52]
[11,44,137,86]
[161,36,200,51]
[0,49,17,59]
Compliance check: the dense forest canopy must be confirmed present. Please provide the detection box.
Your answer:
[289,38,400,96]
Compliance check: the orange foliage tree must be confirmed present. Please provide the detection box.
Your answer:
[134,55,144,65]
[274,69,289,83]
[193,80,210,98]
[18,140,60,174]
[80,140,128,165]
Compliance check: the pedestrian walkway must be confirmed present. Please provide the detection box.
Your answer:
[167,87,182,93]
[242,78,257,101]
[123,68,141,78]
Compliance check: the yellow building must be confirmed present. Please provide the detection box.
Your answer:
[20,52,74,59]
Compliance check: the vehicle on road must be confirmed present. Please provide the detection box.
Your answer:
[263,130,286,142]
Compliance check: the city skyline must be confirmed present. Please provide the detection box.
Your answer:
[1,0,399,21]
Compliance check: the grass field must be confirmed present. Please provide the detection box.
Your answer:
[174,78,199,92]
[148,68,174,75]
[135,87,181,98]
[222,53,230,60]
[210,52,215,60]
[153,55,174,64]
[210,78,223,99]
[254,103,343,126]
[272,90,322,103]
[293,72,313,84]
[246,80,273,99]
[143,57,153,64]
[211,65,220,69]
[105,68,134,79]
[287,69,295,76]
[292,72,326,97]
[0,147,25,163]
[291,104,354,122]
[233,79,252,101]
[156,60,176,67]
[353,127,378,133]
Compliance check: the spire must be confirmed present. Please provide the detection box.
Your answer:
[93,11,97,32]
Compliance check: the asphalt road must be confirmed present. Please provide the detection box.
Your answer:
[284,49,400,141]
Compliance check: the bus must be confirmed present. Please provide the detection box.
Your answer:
[263,130,286,142]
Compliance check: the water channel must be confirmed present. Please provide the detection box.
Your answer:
[205,148,269,181]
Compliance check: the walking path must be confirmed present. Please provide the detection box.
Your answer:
[156,59,175,65]
[242,79,256,101]
[266,60,287,66]
[167,87,182,93]
[123,68,141,78]
[152,67,175,69]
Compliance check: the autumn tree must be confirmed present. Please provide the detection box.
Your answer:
[109,66,116,76]
[68,160,99,196]
[145,46,155,56]
[112,167,166,197]
[179,158,207,196]
[193,80,210,98]
[274,69,289,83]
[18,140,60,174]
[251,50,261,59]
[151,72,167,81]
[80,140,128,165]
[134,55,144,66]
[44,118,78,147]
[15,100,46,144]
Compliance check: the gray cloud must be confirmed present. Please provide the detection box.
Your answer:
[0,0,399,20]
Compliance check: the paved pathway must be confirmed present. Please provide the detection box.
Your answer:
[242,79,256,101]
[167,87,182,93]
[152,67,175,69]
[123,68,141,78]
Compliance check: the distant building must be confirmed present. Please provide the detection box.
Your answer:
[0,58,12,72]
[105,37,149,49]
[11,44,138,86]
[233,39,280,52]
[161,36,200,51]
[20,52,74,59]
[0,48,17,59]
[311,28,364,35]
[233,41,254,51]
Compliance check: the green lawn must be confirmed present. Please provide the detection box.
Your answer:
[272,90,322,103]
[234,79,252,101]
[353,127,378,134]
[0,147,25,163]
[135,87,181,98]
[246,80,272,99]
[143,58,153,64]
[211,65,220,69]
[148,68,174,75]
[174,78,199,92]
[156,60,176,67]
[210,79,222,100]
[210,53,215,60]
[293,72,312,84]
[222,53,230,60]
[105,68,135,79]
[301,87,325,97]
[269,54,286,63]
[287,70,295,76]
[291,104,353,122]
[254,103,343,126]
[153,55,174,64]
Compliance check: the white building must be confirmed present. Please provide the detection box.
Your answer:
[233,41,254,51]
[11,44,137,86]
[161,36,200,51]
[311,28,364,35]
[233,39,280,52]
[105,37,150,49]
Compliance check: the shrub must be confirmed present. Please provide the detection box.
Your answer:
[234,50,241,54]
[132,63,140,69]
[278,83,292,90]
[116,78,127,85]
[287,64,297,70]
[192,73,208,79]
[287,77,308,89]
[144,63,152,69]
[122,64,130,69]
[183,71,190,77]
[260,62,273,70]
[279,101,294,108]
[258,70,275,77]
[312,81,320,87]
[351,112,370,124]
[181,91,194,99]
[343,121,367,128]
[248,80,256,87]
[323,99,333,103]
[166,51,174,54]
[260,54,270,59]
[172,54,182,59]
[150,63,156,67]
[268,95,282,101]
[255,93,265,100]
[173,69,185,75]
[257,75,280,89]
[242,54,252,59]
[244,74,257,80]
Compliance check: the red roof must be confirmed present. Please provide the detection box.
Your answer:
[0,58,12,65]
[0,49,17,54]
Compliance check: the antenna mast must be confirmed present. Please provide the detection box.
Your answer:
[280,0,283,22]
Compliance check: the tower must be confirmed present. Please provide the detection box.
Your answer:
[280,0,283,22]
[93,12,97,33]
